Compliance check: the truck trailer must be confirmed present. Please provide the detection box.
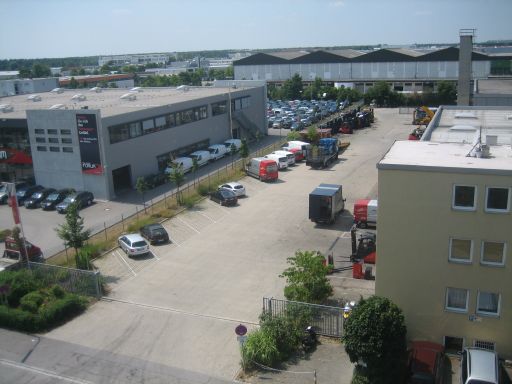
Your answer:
[305,138,339,169]
[309,184,345,224]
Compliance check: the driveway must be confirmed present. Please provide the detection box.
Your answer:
[0,109,413,383]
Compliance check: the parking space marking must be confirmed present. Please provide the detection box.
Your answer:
[176,216,200,234]
[168,237,180,246]
[116,250,137,276]
[197,210,216,223]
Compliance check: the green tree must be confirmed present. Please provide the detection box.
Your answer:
[306,126,319,143]
[191,156,199,181]
[168,164,185,205]
[239,139,249,170]
[279,250,333,304]
[281,73,303,100]
[436,80,457,105]
[18,68,32,78]
[287,131,301,141]
[78,67,86,75]
[135,176,150,213]
[69,77,78,89]
[56,202,91,266]
[32,63,51,78]
[343,296,407,384]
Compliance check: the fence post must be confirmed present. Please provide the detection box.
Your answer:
[136,206,139,220]
[103,222,107,241]
[121,214,124,231]
[94,270,101,298]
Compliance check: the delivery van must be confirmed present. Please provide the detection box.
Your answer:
[164,157,193,175]
[272,150,296,166]
[353,199,378,228]
[208,144,228,161]
[224,139,242,152]
[189,150,211,167]
[282,141,311,157]
[264,153,288,170]
[246,157,278,181]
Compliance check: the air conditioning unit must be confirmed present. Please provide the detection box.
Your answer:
[120,93,136,101]
[71,94,86,101]
[0,104,13,113]
[27,94,42,102]
[51,88,64,94]
[49,104,65,110]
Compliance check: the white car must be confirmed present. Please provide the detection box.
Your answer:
[118,233,150,257]
[219,182,246,197]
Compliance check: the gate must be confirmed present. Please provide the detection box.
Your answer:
[262,297,344,338]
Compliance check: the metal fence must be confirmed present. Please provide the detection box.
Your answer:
[27,262,102,298]
[262,297,344,338]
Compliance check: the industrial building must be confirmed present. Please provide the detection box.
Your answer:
[98,54,170,67]
[376,105,512,358]
[0,77,59,97]
[0,82,267,200]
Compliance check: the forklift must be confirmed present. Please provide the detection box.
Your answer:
[350,224,376,280]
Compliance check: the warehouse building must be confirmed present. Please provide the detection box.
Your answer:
[0,82,266,200]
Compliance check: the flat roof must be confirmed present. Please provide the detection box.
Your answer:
[0,85,257,119]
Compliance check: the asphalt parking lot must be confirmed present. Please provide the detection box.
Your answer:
[0,108,414,383]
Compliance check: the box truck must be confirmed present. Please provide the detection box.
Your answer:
[353,199,378,228]
[246,157,278,181]
[309,184,345,224]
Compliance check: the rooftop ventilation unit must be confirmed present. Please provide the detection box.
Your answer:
[50,88,64,94]
[449,125,477,131]
[0,104,13,113]
[506,114,512,120]
[455,112,477,119]
[90,87,102,93]
[130,87,143,92]
[120,93,137,101]
[176,85,189,92]
[49,104,65,110]
[27,94,42,102]
[71,94,86,101]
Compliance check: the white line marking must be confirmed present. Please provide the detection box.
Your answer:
[116,250,137,276]
[197,210,215,223]
[0,358,94,384]
[176,216,200,234]
[168,237,180,246]
[150,251,160,261]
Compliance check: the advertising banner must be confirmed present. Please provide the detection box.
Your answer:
[76,114,103,175]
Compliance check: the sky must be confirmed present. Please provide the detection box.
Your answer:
[1,0,511,59]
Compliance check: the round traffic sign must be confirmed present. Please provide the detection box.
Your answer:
[235,324,247,336]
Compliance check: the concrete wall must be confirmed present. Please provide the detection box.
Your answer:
[27,109,110,200]
[0,78,58,97]
[376,167,512,358]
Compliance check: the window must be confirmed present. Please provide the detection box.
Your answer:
[142,119,155,132]
[109,124,130,144]
[37,146,47,151]
[48,137,59,144]
[62,147,73,153]
[61,138,72,144]
[485,187,510,212]
[49,147,60,152]
[128,122,142,138]
[35,137,46,143]
[47,129,58,135]
[60,129,71,135]
[445,287,469,312]
[476,291,500,316]
[212,101,227,116]
[449,238,472,263]
[452,185,476,210]
[34,129,44,134]
[481,241,506,266]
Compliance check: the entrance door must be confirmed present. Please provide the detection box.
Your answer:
[112,165,132,194]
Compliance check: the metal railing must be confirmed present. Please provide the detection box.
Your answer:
[262,297,344,338]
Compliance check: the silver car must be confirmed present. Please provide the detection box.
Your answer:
[219,182,246,197]
[118,234,150,257]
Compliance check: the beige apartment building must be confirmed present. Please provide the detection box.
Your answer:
[376,106,512,358]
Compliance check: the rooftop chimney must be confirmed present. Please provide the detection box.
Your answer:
[458,29,475,106]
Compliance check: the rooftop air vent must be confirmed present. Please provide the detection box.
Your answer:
[71,94,86,101]
[49,104,65,110]
[176,85,189,92]
[506,114,512,120]
[120,93,137,101]
[27,94,42,102]
[50,87,64,94]
[90,87,102,93]
[130,87,143,92]
[455,112,477,119]
[0,104,13,113]
[449,125,477,131]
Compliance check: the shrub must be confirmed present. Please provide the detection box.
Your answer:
[20,291,45,313]
[0,270,42,307]
[39,294,88,328]
[242,328,280,368]
[0,228,12,242]
[50,284,65,299]
[0,305,39,332]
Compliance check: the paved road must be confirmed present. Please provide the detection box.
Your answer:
[0,109,413,383]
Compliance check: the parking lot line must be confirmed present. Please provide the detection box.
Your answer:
[176,216,200,234]
[168,237,180,246]
[197,210,216,223]
[115,250,137,276]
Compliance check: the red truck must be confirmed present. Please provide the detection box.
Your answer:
[353,199,378,228]
[1,236,44,271]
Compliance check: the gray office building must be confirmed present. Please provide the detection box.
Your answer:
[1,82,267,200]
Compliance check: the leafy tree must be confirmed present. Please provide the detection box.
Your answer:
[68,77,78,89]
[306,126,319,143]
[18,68,32,79]
[342,296,407,384]
[436,80,457,105]
[281,73,303,100]
[287,131,301,141]
[279,250,333,304]
[78,67,86,75]
[135,176,150,213]
[56,202,90,266]
[191,156,199,180]
[239,139,249,170]
[32,63,51,78]
[168,163,185,205]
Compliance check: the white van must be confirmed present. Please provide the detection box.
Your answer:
[282,141,311,156]
[208,144,228,161]
[264,153,288,170]
[224,139,242,152]
[272,150,296,166]
[164,157,193,175]
[189,150,211,167]
[460,348,500,384]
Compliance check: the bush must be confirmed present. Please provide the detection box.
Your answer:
[351,365,370,384]
[0,305,39,332]
[50,284,65,298]
[20,291,45,313]
[242,328,280,368]
[0,228,12,242]
[0,270,42,307]
[39,294,87,327]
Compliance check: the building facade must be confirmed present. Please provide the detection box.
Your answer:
[98,54,169,67]
[0,78,59,97]
[376,106,512,358]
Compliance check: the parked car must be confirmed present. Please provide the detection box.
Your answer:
[210,189,238,206]
[41,189,74,210]
[189,150,211,167]
[56,191,94,213]
[272,150,296,166]
[118,234,150,257]
[460,348,500,384]
[165,157,193,175]
[208,144,228,161]
[219,182,246,197]
[407,341,445,384]
[12,185,44,206]
[264,154,288,170]
[224,139,242,152]
[24,188,56,209]
[0,181,30,204]
[140,223,169,245]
